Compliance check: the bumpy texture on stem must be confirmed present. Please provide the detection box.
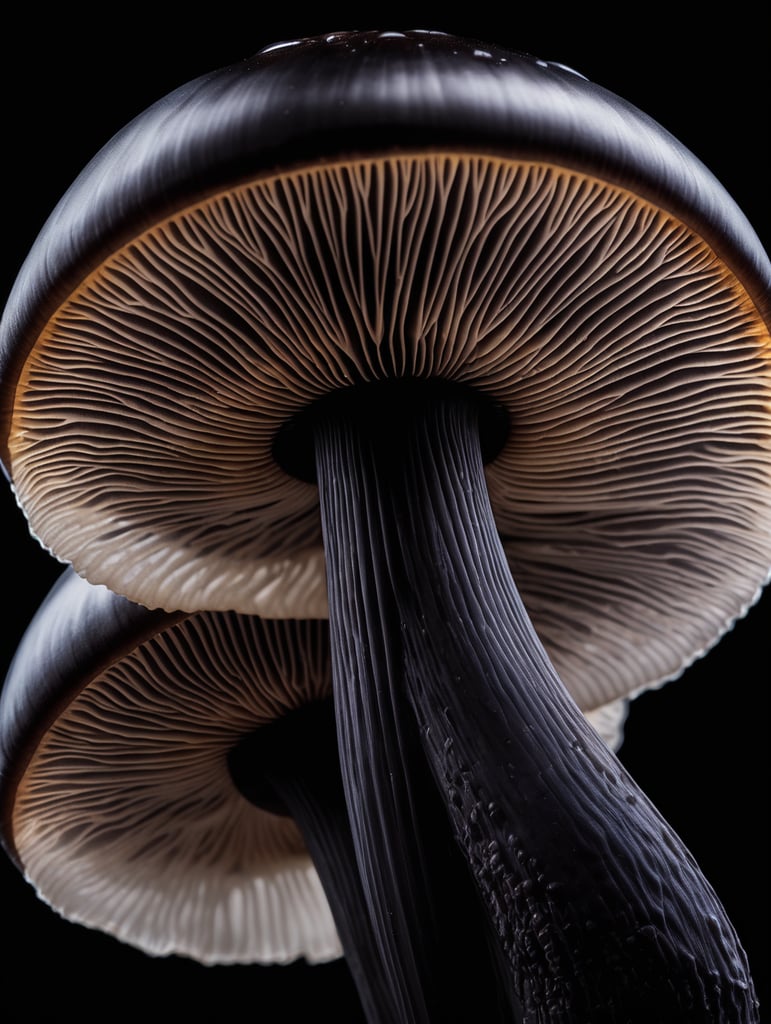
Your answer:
[315,381,759,1023]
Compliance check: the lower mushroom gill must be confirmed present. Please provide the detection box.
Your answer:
[313,381,760,1023]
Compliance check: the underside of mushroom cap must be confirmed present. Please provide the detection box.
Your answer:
[4,151,771,711]
[0,570,341,965]
[1,32,770,712]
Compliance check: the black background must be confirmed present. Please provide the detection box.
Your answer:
[1,8,767,1021]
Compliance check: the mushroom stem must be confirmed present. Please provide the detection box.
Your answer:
[229,699,394,1022]
[313,385,519,1023]
[314,382,759,1023]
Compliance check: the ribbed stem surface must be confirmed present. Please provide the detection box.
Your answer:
[315,385,517,1023]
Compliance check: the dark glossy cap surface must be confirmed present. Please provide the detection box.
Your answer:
[2,29,769,414]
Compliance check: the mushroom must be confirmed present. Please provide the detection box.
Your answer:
[0,29,768,1020]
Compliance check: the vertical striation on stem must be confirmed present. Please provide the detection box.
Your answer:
[315,382,519,1023]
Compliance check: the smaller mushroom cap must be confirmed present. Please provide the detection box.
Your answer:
[0,568,340,965]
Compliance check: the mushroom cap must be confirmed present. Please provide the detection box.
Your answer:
[0,568,341,965]
[1,30,769,710]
